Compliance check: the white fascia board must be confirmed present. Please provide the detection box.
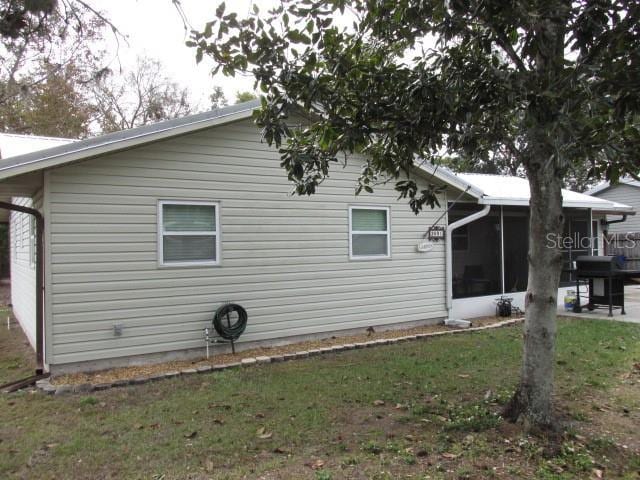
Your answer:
[0,108,255,181]
[415,164,485,199]
[479,196,634,213]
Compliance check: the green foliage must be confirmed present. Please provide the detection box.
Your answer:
[79,396,98,406]
[442,402,502,432]
[189,0,639,211]
[361,440,383,455]
[235,91,257,104]
[314,469,333,480]
[0,61,93,137]
[210,86,228,109]
[537,441,596,478]
[0,0,111,134]
[0,1,57,40]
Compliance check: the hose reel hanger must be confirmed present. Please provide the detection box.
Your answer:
[204,303,248,356]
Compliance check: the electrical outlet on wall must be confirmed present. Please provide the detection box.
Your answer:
[113,324,124,336]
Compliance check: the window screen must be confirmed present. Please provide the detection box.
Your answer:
[350,207,390,258]
[160,202,219,265]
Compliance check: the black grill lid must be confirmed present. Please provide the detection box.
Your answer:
[575,255,625,269]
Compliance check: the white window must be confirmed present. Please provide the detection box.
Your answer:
[349,206,391,260]
[158,201,220,266]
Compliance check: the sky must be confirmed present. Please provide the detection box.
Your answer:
[88,0,274,109]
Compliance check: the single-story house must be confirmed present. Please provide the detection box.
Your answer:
[0,101,633,374]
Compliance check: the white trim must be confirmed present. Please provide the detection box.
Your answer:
[157,200,221,267]
[445,204,491,314]
[451,287,577,319]
[415,164,484,200]
[477,196,633,212]
[348,205,391,260]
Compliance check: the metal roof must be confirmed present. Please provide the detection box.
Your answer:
[457,173,634,214]
[0,100,262,180]
[0,100,483,200]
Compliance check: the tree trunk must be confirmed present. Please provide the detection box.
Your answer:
[503,166,564,430]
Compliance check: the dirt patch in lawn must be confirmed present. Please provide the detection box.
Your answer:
[572,364,640,451]
[52,315,508,386]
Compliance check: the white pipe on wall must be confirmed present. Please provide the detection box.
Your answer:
[445,204,491,314]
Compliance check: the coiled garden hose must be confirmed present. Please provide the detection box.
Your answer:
[213,303,248,340]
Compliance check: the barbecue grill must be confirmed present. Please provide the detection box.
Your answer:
[573,255,640,316]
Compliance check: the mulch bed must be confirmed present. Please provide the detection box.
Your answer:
[52,316,506,386]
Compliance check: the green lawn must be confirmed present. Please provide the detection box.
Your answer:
[1,318,639,479]
[0,306,35,386]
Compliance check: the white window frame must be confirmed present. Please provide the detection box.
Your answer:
[158,200,221,267]
[348,205,391,260]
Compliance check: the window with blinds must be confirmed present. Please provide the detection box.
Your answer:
[349,206,391,259]
[159,201,220,266]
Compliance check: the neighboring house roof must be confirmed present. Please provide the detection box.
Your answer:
[0,101,262,180]
[457,173,634,214]
[585,176,640,196]
[0,133,76,159]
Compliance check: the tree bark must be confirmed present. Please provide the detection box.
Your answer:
[503,164,564,429]
[502,2,570,430]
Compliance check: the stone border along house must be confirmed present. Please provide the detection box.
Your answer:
[0,100,633,375]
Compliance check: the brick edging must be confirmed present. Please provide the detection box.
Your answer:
[36,317,524,395]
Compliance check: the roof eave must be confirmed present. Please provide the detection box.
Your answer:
[415,164,485,199]
[0,104,257,182]
[479,196,633,212]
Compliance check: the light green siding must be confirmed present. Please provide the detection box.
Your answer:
[594,184,640,233]
[46,119,448,365]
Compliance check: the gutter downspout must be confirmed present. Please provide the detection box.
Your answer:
[446,204,491,318]
[600,214,628,255]
[0,201,44,374]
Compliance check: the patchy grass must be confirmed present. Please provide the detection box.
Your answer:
[0,318,639,479]
[0,307,36,386]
